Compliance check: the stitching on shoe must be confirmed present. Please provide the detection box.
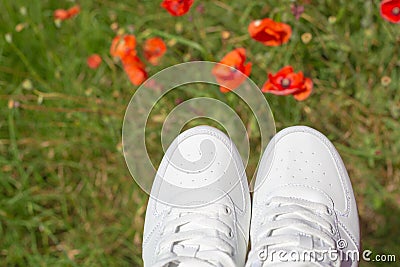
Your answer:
[143,216,164,245]
[338,220,360,249]
[154,126,249,215]
[268,126,352,216]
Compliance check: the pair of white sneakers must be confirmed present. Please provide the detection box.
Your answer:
[142,126,360,267]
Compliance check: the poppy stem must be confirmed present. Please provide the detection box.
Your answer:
[148,29,212,60]
[239,2,260,24]
[8,109,28,179]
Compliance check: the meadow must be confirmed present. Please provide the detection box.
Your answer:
[0,0,399,266]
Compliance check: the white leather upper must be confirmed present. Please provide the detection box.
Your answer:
[250,126,360,267]
[142,125,360,267]
[142,126,251,267]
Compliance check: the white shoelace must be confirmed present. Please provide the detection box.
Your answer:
[247,196,340,267]
[153,203,236,267]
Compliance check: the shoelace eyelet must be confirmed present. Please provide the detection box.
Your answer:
[330,227,336,235]
[227,230,234,239]
[224,206,232,215]
[327,208,333,216]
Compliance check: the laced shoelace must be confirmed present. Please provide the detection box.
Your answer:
[247,196,340,267]
[153,204,236,267]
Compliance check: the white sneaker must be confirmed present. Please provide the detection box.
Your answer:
[142,126,251,267]
[246,126,360,267]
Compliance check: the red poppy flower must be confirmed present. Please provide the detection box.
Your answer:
[54,9,70,20]
[110,35,137,60]
[161,0,194,16]
[212,48,252,93]
[143,37,167,65]
[122,55,148,86]
[110,35,147,86]
[68,5,80,17]
[87,54,102,69]
[54,5,80,20]
[262,66,313,101]
[380,0,400,23]
[248,18,292,46]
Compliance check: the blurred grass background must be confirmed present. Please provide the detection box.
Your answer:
[0,0,399,266]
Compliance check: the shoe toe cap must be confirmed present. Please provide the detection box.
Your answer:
[152,126,247,207]
[255,126,357,218]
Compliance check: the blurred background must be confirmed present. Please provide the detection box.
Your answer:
[0,0,399,266]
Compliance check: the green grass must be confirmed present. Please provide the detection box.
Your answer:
[0,0,399,266]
